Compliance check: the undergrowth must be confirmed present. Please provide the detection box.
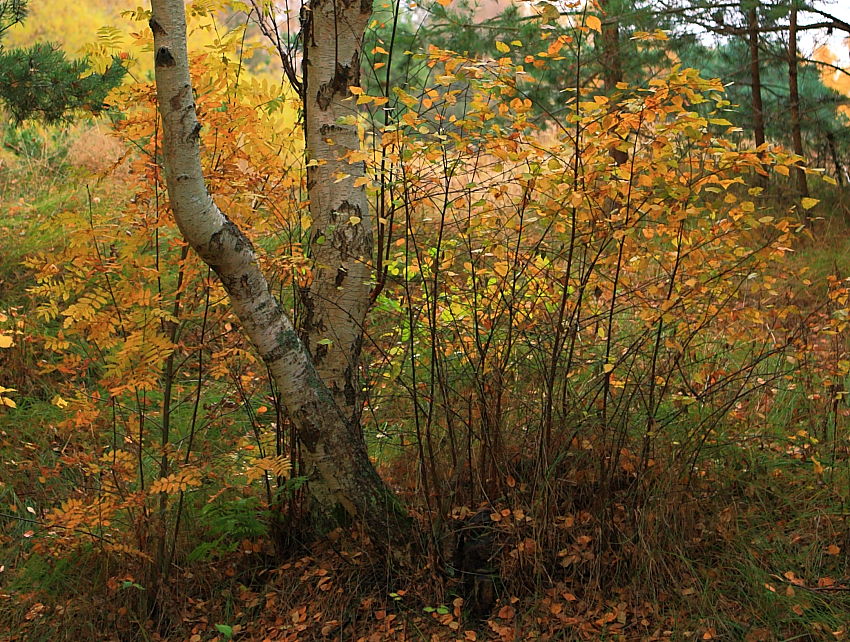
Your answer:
[2,9,850,642]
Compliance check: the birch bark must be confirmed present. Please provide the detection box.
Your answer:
[149,0,404,541]
[301,0,374,427]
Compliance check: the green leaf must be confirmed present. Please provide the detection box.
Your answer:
[215,624,234,639]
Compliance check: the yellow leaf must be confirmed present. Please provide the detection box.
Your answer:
[495,41,510,53]
[348,86,364,95]
[436,0,452,6]
[603,363,615,374]
[548,35,568,56]
[801,197,819,210]
[0,334,12,349]
[586,15,602,32]
[493,261,510,277]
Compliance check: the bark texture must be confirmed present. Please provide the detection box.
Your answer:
[599,0,629,166]
[302,0,373,426]
[788,4,809,199]
[149,0,404,542]
[746,3,767,177]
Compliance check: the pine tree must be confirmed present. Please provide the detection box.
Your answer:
[0,0,125,124]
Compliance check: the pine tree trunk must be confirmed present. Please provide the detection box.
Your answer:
[149,0,406,544]
[788,3,809,199]
[746,3,767,184]
[827,132,845,186]
[599,0,629,166]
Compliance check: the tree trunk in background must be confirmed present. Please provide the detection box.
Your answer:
[788,3,809,199]
[149,0,406,545]
[302,0,374,428]
[599,0,629,166]
[746,3,767,184]
[827,132,845,186]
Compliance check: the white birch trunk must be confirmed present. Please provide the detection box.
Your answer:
[149,0,403,539]
[302,0,374,425]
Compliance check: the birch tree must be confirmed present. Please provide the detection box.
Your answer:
[149,0,406,544]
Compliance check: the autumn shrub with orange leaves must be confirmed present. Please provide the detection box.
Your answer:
[2,4,850,640]
[363,48,806,501]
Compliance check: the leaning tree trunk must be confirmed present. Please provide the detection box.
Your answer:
[827,132,845,187]
[788,3,809,199]
[149,0,405,543]
[301,0,374,427]
[746,3,767,184]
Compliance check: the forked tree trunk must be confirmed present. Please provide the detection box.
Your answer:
[149,0,406,543]
[788,3,809,199]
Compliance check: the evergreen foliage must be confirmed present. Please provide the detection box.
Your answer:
[0,0,125,124]
[0,0,26,40]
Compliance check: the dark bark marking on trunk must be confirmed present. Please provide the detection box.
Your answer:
[316,56,360,111]
[336,200,362,222]
[334,266,347,287]
[169,84,191,112]
[315,342,329,360]
[262,329,301,364]
[148,17,167,37]
[186,121,202,143]
[204,217,255,266]
[155,47,176,68]
[343,363,356,408]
